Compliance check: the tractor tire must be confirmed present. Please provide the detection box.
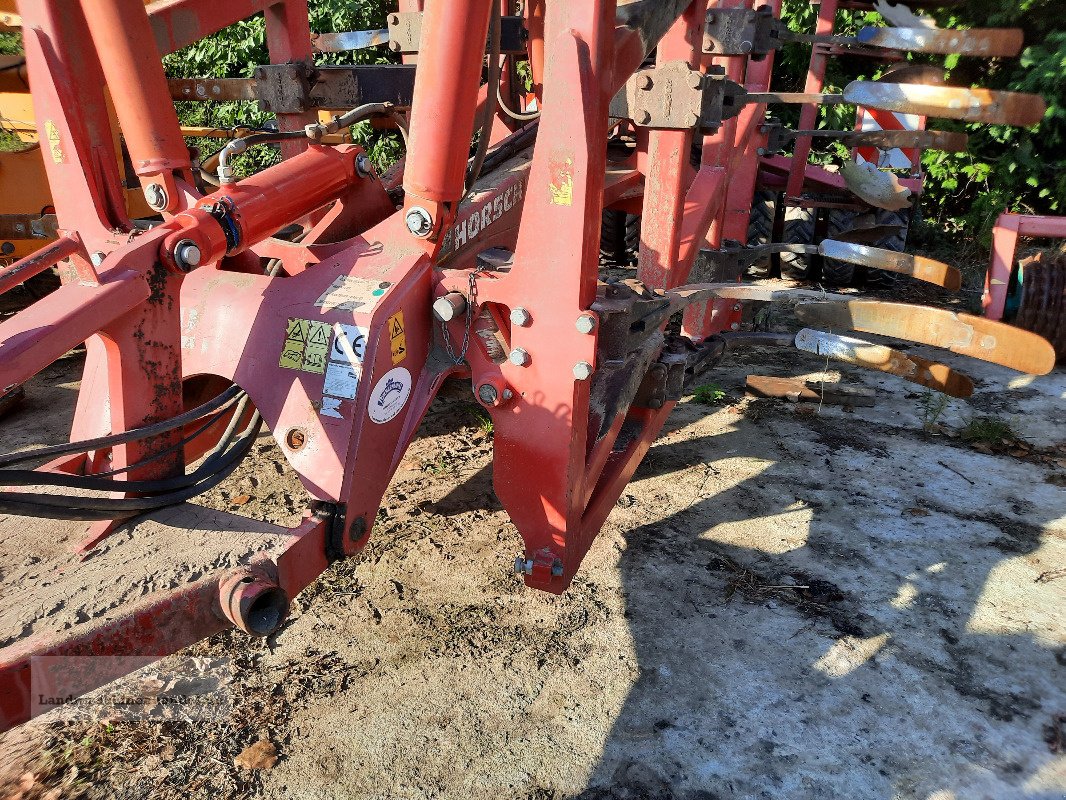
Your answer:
[1014,250,1066,360]
[600,210,641,266]
[864,208,911,289]
[746,190,777,279]
[780,205,816,280]
[822,209,858,286]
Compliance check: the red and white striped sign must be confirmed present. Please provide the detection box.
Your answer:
[854,107,925,173]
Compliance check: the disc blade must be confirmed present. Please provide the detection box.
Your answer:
[841,161,913,212]
[856,26,1024,58]
[794,300,1057,375]
[665,283,854,311]
[842,129,968,153]
[877,63,949,86]
[794,328,975,397]
[843,81,1047,126]
[818,241,962,290]
[828,224,906,246]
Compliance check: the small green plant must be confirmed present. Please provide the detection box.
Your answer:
[917,390,950,432]
[466,405,494,436]
[693,384,728,405]
[962,415,1015,444]
[423,456,455,476]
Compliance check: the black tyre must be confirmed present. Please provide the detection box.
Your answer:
[864,208,911,289]
[746,190,777,279]
[822,209,858,286]
[780,205,816,280]
[600,209,627,264]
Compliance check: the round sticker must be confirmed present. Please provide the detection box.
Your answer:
[368,366,412,424]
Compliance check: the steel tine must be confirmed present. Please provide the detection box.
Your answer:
[843,81,1047,126]
[794,328,975,398]
[818,241,962,290]
[856,26,1024,58]
[311,29,390,53]
[794,300,1057,375]
[841,129,968,153]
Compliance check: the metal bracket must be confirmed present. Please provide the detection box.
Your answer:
[609,62,746,131]
[386,12,527,55]
[248,63,416,114]
[703,6,782,58]
[0,214,59,240]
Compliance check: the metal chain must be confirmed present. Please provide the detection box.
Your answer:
[441,268,483,365]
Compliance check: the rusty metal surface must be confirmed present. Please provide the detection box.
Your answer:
[793,328,975,397]
[702,6,779,57]
[386,11,526,54]
[843,129,967,153]
[611,61,705,129]
[167,77,257,102]
[795,300,1057,375]
[877,63,948,86]
[843,81,1047,126]
[856,26,1024,58]
[0,213,58,240]
[818,240,961,289]
[312,28,389,53]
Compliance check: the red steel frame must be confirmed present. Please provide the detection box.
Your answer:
[983,212,1066,321]
[0,0,780,729]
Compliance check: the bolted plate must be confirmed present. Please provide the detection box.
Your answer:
[794,328,975,397]
[818,241,962,290]
[843,81,1047,126]
[856,26,1024,58]
[794,300,1057,375]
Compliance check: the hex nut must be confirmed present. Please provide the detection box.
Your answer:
[509,348,530,367]
[575,314,596,334]
[174,239,202,271]
[573,361,593,381]
[405,206,433,237]
[509,307,532,327]
[144,183,167,210]
[477,383,498,405]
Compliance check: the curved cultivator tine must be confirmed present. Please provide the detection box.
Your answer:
[856,26,1025,58]
[841,161,913,211]
[794,328,975,398]
[794,300,1057,375]
[844,81,1047,126]
[818,241,962,290]
[842,128,968,153]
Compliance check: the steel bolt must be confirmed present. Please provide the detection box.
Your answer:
[477,383,499,405]
[509,347,530,367]
[509,307,532,327]
[388,13,400,24]
[144,183,167,210]
[90,251,106,267]
[174,239,202,271]
[730,322,740,331]
[575,314,597,334]
[514,557,533,576]
[573,361,593,381]
[432,292,467,322]
[355,153,371,177]
[405,206,433,237]
[732,304,742,312]
[551,560,564,577]
[635,109,651,125]
[502,388,514,401]
[636,73,653,90]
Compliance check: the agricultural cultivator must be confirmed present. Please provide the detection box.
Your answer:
[0,0,1056,730]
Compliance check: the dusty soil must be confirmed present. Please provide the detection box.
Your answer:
[0,283,1064,800]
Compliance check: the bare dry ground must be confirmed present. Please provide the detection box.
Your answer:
[0,290,1064,800]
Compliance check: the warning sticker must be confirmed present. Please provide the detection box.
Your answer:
[279,317,330,374]
[315,276,392,313]
[387,311,407,364]
[45,121,64,164]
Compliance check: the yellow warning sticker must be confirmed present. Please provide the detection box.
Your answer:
[279,317,331,374]
[45,120,64,164]
[388,311,407,364]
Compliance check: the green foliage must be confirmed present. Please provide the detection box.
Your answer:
[961,415,1015,444]
[165,0,399,177]
[0,30,21,55]
[693,384,728,405]
[772,1,1066,241]
[917,390,949,432]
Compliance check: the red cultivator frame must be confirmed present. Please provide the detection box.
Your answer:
[0,0,1055,730]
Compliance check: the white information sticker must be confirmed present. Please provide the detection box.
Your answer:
[368,367,412,424]
[323,361,360,400]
